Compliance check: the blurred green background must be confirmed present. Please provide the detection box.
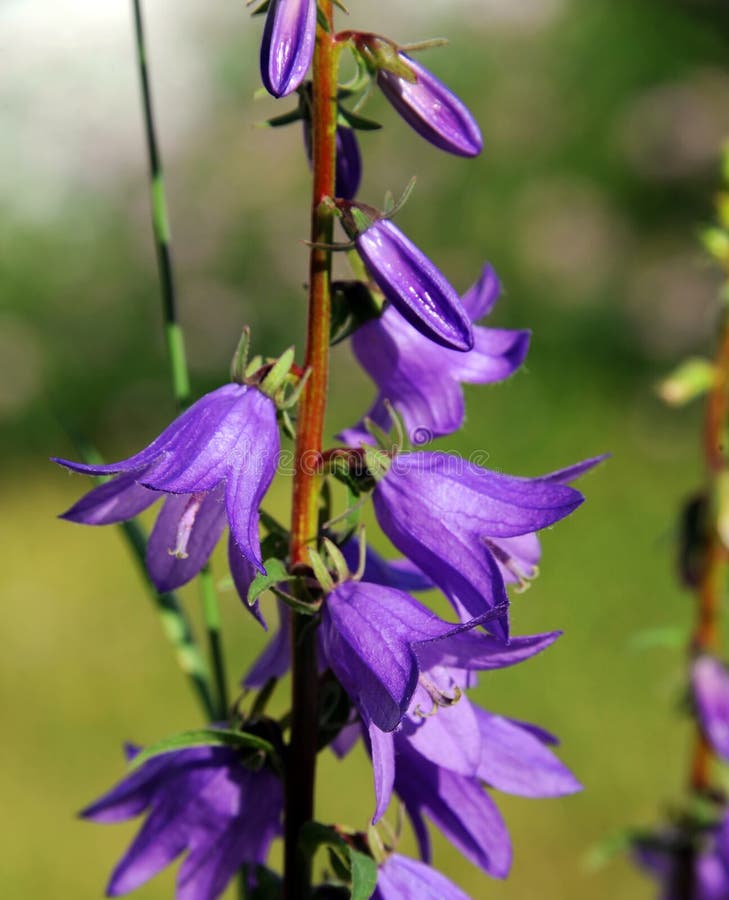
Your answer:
[5,0,729,896]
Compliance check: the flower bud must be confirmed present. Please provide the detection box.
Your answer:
[304,122,362,200]
[377,52,482,157]
[260,0,317,99]
[337,204,474,351]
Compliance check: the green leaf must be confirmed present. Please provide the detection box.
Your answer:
[349,849,377,900]
[337,107,382,131]
[248,558,291,605]
[128,728,276,771]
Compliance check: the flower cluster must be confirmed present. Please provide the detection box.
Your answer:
[54,3,601,899]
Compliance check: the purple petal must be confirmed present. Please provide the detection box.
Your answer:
[460,265,501,320]
[330,720,361,759]
[367,719,396,823]
[146,488,227,592]
[395,746,512,878]
[377,54,482,157]
[140,387,270,495]
[53,385,245,478]
[59,470,159,525]
[355,219,474,351]
[414,630,560,673]
[447,326,530,384]
[374,854,473,900]
[402,684,482,776]
[107,765,222,895]
[260,0,317,98]
[224,390,280,570]
[228,535,268,629]
[475,710,581,797]
[322,581,453,731]
[693,656,729,761]
[335,126,362,200]
[540,454,609,485]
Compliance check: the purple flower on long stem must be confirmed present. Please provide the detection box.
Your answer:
[376,52,483,157]
[337,206,474,351]
[340,264,529,443]
[53,383,279,592]
[260,0,317,98]
[82,744,282,899]
[372,452,593,638]
[692,655,729,760]
[373,853,473,900]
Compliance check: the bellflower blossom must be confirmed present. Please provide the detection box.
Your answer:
[53,383,279,592]
[260,0,317,98]
[82,744,283,899]
[337,205,474,352]
[376,52,483,157]
[372,452,590,638]
[692,655,729,761]
[340,264,529,443]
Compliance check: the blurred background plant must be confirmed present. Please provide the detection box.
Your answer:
[4,0,729,897]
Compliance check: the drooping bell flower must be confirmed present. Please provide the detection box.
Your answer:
[373,853,474,900]
[692,655,729,761]
[82,744,283,899]
[319,579,505,733]
[53,383,280,592]
[377,52,482,157]
[372,452,589,638]
[340,264,529,443]
[337,202,473,351]
[260,0,317,98]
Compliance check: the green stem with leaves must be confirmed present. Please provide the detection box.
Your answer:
[131,0,228,721]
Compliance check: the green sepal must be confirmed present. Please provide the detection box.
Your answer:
[260,346,296,397]
[337,107,382,131]
[322,537,350,583]
[249,0,270,16]
[362,446,392,483]
[316,7,331,31]
[354,37,417,83]
[309,547,335,593]
[272,584,321,616]
[260,108,304,129]
[128,728,277,772]
[248,558,291,607]
[299,823,377,900]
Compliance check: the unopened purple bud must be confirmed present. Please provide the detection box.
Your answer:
[304,122,362,200]
[377,53,482,157]
[339,208,473,351]
[260,0,317,99]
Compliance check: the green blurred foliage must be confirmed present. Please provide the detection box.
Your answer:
[4,0,729,897]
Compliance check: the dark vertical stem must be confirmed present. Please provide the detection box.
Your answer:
[131,0,228,722]
[286,3,338,898]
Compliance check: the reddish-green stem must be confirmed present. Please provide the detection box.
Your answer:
[285,4,338,898]
[689,310,729,793]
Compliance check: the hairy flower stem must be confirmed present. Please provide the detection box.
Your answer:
[286,5,338,898]
[131,0,228,722]
[689,305,729,794]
